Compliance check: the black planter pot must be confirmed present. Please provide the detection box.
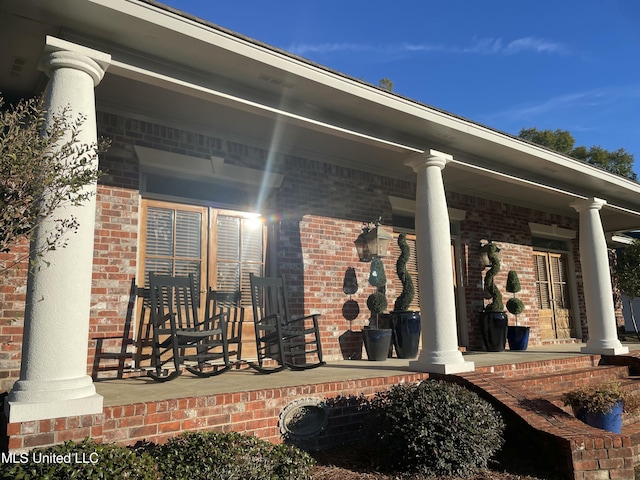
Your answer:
[479,311,508,352]
[363,327,393,361]
[391,311,421,359]
[507,325,530,351]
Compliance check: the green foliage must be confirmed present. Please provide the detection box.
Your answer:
[367,292,387,315]
[378,78,394,92]
[0,438,159,480]
[561,382,640,415]
[518,127,637,181]
[394,233,415,311]
[506,270,524,317]
[518,127,575,155]
[506,297,525,315]
[505,270,521,294]
[364,380,505,477]
[616,240,640,299]
[0,432,316,480]
[483,243,504,313]
[368,257,386,287]
[0,95,109,273]
[151,430,314,480]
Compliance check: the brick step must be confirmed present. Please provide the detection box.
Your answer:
[503,365,630,394]
[484,353,603,378]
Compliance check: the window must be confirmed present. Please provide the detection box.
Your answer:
[139,200,266,305]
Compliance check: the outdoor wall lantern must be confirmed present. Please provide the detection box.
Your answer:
[479,241,500,268]
[355,218,392,262]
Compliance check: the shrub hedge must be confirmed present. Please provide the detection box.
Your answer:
[0,431,314,480]
[364,379,505,477]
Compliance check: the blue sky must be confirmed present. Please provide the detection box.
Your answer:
[161,0,640,173]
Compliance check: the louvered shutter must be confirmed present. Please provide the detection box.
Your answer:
[534,253,551,309]
[215,214,265,306]
[550,254,571,309]
[142,203,206,292]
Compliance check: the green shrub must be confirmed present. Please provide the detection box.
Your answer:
[0,438,159,480]
[150,430,314,480]
[364,380,505,477]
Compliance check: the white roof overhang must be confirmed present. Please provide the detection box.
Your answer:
[2,0,640,231]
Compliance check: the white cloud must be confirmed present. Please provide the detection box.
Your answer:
[486,86,640,123]
[287,37,567,57]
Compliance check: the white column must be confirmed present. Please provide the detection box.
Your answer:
[571,197,628,355]
[406,151,474,374]
[5,37,111,422]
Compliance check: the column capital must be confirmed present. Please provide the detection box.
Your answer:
[39,36,111,86]
[405,149,453,173]
[571,197,607,213]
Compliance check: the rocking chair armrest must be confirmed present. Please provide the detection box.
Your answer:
[152,312,173,327]
[255,313,282,325]
[283,313,321,327]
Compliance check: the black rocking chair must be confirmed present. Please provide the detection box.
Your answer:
[248,273,324,373]
[205,289,244,366]
[148,273,231,381]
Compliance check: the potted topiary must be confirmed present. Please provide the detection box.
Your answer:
[391,233,421,358]
[505,270,529,350]
[479,242,508,352]
[561,382,640,434]
[363,257,393,361]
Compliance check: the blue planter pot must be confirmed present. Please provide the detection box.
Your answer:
[363,328,393,361]
[576,401,623,434]
[391,311,421,359]
[507,326,530,350]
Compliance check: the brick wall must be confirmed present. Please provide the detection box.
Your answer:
[2,373,431,452]
[0,111,623,390]
[0,243,28,392]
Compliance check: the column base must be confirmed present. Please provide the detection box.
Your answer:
[581,342,629,356]
[409,358,475,374]
[5,394,103,423]
[5,375,103,422]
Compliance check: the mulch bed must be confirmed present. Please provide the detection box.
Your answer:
[309,444,565,480]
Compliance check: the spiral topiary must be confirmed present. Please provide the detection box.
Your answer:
[483,242,503,312]
[394,233,415,312]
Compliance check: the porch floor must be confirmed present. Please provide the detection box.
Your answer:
[94,342,640,407]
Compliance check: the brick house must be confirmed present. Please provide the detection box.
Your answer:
[2,0,640,425]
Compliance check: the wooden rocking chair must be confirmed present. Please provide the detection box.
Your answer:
[248,273,324,373]
[148,273,231,381]
[205,289,244,366]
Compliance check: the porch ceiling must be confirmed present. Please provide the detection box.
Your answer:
[2,0,640,233]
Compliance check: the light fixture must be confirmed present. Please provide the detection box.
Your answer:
[355,225,372,262]
[355,218,392,262]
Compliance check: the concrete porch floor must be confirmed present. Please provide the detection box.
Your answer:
[94,341,640,407]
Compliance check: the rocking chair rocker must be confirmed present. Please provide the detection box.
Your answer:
[148,273,231,381]
[248,273,324,373]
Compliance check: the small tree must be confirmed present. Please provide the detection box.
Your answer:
[367,257,387,328]
[616,240,640,340]
[394,233,415,312]
[0,95,108,274]
[483,243,503,312]
[506,270,525,324]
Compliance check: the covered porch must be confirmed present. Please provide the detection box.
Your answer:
[5,342,640,479]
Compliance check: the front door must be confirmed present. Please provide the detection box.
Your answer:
[534,251,573,339]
